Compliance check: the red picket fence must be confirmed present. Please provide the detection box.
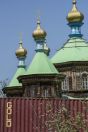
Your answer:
[0,98,88,132]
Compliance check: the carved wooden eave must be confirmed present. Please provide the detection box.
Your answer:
[54,61,88,72]
[62,89,88,93]
[18,74,65,85]
[62,90,88,98]
[3,86,23,97]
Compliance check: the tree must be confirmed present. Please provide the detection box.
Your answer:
[45,101,88,132]
[0,79,8,97]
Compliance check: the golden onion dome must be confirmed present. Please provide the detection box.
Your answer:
[32,19,47,40]
[15,41,27,58]
[67,0,84,23]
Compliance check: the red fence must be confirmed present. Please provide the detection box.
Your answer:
[0,98,88,132]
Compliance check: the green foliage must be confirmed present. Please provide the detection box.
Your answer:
[45,102,88,132]
[0,79,8,89]
[0,79,8,97]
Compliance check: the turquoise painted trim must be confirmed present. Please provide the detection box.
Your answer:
[17,56,26,68]
[68,22,83,38]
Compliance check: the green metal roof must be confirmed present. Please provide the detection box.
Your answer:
[26,52,58,75]
[51,37,88,64]
[8,67,26,87]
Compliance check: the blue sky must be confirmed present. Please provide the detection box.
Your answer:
[0,0,87,82]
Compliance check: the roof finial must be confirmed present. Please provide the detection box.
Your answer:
[19,32,23,44]
[37,10,41,27]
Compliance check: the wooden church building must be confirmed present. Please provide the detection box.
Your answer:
[1,1,88,132]
[3,0,88,99]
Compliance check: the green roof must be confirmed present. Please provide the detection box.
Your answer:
[8,67,26,87]
[26,52,58,75]
[51,37,88,64]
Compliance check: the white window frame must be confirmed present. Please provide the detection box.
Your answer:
[61,77,69,91]
[82,73,88,90]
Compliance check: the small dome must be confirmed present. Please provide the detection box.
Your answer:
[32,19,47,40]
[15,41,27,58]
[67,0,84,23]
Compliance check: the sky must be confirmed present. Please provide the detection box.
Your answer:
[0,0,88,82]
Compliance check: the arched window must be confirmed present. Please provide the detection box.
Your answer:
[61,77,69,91]
[82,73,88,90]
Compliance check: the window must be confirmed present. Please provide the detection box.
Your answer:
[61,77,69,91]
[45,88,48,97]
[76,75,81,90]
[82,73,88,90]
[30,86,35,97]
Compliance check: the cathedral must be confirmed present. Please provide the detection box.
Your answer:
[3,0,88,99]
